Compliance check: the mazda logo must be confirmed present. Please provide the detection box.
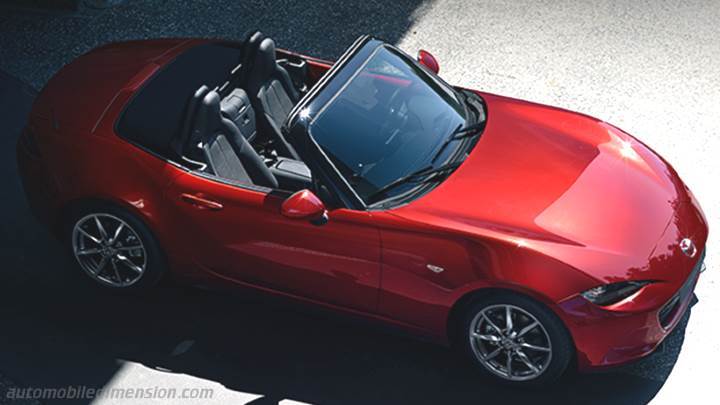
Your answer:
[679,238,697,258]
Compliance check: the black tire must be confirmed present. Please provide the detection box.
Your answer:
[459,292,574,387]
[65,203,166,292]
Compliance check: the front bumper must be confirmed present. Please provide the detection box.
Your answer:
[559,251,705,370]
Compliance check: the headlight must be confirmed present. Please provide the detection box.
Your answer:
[580,281,653,306]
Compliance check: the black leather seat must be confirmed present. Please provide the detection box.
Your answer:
[192,90,278,188]
[220,88,256,141]
[243,37,301,160]
[172,85,210,159]
[238,30,265,87]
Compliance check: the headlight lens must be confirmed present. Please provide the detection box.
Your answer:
[580,281,653,306]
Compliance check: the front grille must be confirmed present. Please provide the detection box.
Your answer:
[659,250,705,329]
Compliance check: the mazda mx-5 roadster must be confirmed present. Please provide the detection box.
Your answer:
[17,31,708,385]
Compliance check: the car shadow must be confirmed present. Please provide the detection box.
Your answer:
[0,256,694,405]
[0,1,695,404]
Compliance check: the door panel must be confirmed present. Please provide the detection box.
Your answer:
[165,171,381,312]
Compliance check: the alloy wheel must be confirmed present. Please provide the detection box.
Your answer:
[469,304,553,381]
[71,213,147,287]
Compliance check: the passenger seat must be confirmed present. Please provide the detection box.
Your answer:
[243,37,301,160]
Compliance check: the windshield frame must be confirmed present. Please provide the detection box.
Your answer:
[285,37,472,211]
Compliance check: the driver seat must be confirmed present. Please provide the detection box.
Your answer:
[243,37,301,160]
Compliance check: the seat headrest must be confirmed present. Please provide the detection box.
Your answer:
[247,38,277,91]
[242,30,264,59]
[221,88,256,140]
[173,85,210,157]
[238,30,264,86]
[190,90,222,146]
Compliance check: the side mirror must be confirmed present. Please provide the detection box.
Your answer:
[281,189,329,225]
[417,49,440,74]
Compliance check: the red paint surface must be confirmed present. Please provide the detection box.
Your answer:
[280,189,326,219]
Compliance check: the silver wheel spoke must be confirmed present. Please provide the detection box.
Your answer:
[78,228,102,245]
[482,312,503,334]
[117,245,143,251]
[472,332,501,342]
[77,248,102,256]
[506,352,513,377]
[516,350,540,373]
[94,216,108,241]
[116,254,143,274]
[517,321,539,337]
[505,306,513,332]
[111,260,123,285]
[520,342,551,352]
[94,256,108,275]
[110,223,125,244]
[484,347,502,361]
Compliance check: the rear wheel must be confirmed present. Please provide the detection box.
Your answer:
[460,293,573,386]
[68,206,165,291]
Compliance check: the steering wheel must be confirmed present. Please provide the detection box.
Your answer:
[378,86,409,146]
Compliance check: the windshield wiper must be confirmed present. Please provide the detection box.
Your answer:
[368,160,463,203]
[431,121,485,164]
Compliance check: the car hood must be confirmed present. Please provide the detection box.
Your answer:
[391,92,705,283]
[33,39,192,132]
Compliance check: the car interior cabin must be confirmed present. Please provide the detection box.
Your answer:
[116,31,331,193]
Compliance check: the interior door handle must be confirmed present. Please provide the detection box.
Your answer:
[180,193,224,211]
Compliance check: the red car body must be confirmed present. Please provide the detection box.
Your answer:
[17,38,708,371]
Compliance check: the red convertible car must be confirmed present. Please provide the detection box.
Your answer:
[17,32,708,385]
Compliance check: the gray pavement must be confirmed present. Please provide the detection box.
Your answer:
[1,1,718,404]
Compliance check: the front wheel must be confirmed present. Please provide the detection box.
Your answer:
[461,293,574,386]
[68,206,166,291]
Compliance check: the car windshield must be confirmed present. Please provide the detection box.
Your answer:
[308,45,468,204]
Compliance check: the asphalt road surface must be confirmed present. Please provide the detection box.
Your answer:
[1,1,718,404]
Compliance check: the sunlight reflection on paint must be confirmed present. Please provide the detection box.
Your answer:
[130,199,145,209]
[607,128,641,162]
[619,139,639,160]
[514,238,528,248]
